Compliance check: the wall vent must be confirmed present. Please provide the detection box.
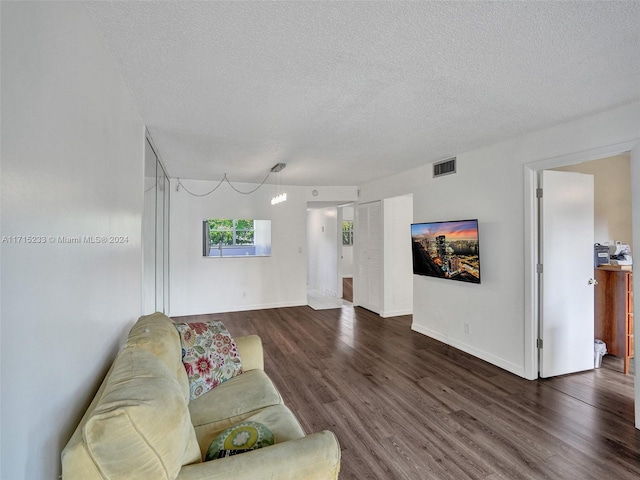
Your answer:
[433,157,457,178]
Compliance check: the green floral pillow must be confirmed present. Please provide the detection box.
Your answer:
[174,321,242,400]
[205,421,275,460]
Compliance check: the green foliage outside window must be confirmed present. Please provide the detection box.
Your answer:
[342,221,354,246]
[207,219,254,247]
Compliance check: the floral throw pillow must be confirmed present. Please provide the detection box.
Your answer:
[174,321,243,400]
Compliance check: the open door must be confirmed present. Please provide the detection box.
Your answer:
[355,201,382,313]
[539,170,595,378]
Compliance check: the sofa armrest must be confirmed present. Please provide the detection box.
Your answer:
[234,335,264,371]
[176,431,340,480]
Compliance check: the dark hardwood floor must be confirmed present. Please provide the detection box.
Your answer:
[343,277,353,303]
[176,306,640,480]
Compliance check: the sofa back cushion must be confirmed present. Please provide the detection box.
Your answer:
[61,314,201,479]
[127,312,190,403]
[83,347,201,478]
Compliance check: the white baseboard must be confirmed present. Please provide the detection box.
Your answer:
[170,300,306,317]
[380,309,413,318]
[410,323,527,378]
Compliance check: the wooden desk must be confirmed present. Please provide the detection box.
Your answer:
[594,266,634,374]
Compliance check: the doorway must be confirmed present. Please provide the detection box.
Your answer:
[340,204,355,303]
[524,139,640,429]
[306,203,353,310]
[538,155,632,377]
[551,155,634,376]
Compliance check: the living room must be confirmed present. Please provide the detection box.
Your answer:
[2,2,640,479]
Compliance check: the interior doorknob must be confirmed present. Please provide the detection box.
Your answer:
[588,278,598,286]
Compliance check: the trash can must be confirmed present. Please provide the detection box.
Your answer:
[594,339,607,368]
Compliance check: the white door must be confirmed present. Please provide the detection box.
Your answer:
[355,201,382,313]
[539,170,595,378]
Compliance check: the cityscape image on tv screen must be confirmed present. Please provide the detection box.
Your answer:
[411,219,481,284]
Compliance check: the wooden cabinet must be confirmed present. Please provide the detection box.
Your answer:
[594,267,634,374]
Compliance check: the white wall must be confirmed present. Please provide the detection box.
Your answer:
[0,3,144,479]
[382,195,413,317]
[359,100,640,380]
[170,180,357,315]
[307,207,339,295]
[554,154,632,246]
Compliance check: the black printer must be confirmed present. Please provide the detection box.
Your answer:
[594,243,610,267]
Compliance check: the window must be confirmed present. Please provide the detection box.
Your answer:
[208,219,254,246]
[203,219,271,257]
[342,221,354,246]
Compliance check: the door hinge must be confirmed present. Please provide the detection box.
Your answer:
[536,188,543,198]
[537,338,543,349]
[536,264,543,274]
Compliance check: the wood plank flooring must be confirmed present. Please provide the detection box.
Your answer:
[176,306,640,480]
[342,277,353,303]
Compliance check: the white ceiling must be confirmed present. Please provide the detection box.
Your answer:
[86,1,640,186]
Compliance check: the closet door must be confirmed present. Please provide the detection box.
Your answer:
[143,136,170,314]
[355,201,382,313]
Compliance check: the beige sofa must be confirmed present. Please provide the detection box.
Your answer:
[61,312,341,479]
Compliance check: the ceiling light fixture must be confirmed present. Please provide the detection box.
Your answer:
[176,162,287,200]
[270,163,287,205]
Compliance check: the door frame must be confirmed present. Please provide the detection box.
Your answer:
[337,203,356,302]
[336,206,344,300]
[524,138,640,426]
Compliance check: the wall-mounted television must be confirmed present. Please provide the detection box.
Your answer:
[411,219,481,284]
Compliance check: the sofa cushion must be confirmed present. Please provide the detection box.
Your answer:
[84,347,201,479]
[177,431,341,480]
[205,421,275,460]
[175,320,243,400]
[189,369,283,431]
[194,404,305,459]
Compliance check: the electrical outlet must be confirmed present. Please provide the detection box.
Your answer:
[464,323,470,335]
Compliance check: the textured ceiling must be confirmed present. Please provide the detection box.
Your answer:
[86,1,640,186]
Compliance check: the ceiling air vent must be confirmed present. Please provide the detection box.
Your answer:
[433,157,456,178]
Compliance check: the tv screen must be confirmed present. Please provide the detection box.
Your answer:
[411,219,481,284]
